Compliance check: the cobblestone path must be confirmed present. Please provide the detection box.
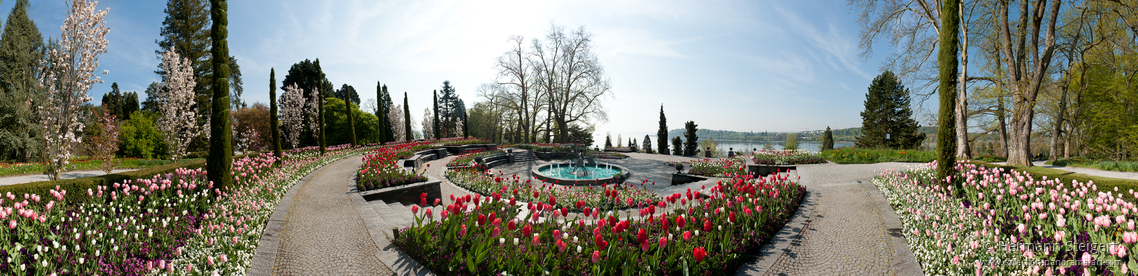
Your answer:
[269,156,394,275]
[763,162,923,276]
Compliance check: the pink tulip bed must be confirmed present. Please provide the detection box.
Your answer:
[0,138,485,275]
[403,167,806,275]
[749,150,825,165]
[681,158,747,178]
[875,161,1138,275]
[445,168,659,212]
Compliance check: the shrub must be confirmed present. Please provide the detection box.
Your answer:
[118,111,168,159]
[751,150,826,165]
[820,148,935,164]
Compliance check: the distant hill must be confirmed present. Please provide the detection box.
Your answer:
[664,127,936,143]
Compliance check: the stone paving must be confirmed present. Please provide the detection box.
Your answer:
[265,156,394,275]
[0,169,139,186]
[762,162,923,276]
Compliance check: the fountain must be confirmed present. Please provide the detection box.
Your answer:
[532,148,629,186]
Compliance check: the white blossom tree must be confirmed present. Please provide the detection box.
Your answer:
[422,107,434,140]
[389,104,404,141]
[279,83,306,148]
[306,90,322,142]
[157,47,201,163]
[37,0,110,180]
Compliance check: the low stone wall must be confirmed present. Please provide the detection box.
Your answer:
[748,164,797,177]
[359,176,442,205]
[671,173,708,185]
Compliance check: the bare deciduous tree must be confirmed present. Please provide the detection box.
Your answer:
[531,24,611,143]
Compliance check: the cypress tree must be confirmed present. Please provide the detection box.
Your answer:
[403,92,412,141]
[822,126,834,151]
[433,90,440,139]
[683,121,699,156]
[604,133,612,148]
[462,111,469,138]
[343,84,357,146]
[937,0,960,186]
[657,105,668,155]
[376,81,387,144]
[671,136,683,156]
[207,0,233,192]
[316,60,326,155]
[269,68,282,162]
[643,135,652,154]
[381,85,394,142]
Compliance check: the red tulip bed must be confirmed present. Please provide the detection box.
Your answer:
[356,139,489,192]
[397,166,806,275]
[875,161,1138,275]
[445,167,659,212]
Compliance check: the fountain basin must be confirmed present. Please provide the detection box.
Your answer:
[533,163,630,186]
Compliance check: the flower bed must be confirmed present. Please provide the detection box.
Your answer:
[446,149,507,168]
[750,150,825,165]
[400,167,806,275]
[446,167,658,211]
[685,158,746,178]
[875,161,1138,275]
[0,138,486,275]
[357,147,428,192]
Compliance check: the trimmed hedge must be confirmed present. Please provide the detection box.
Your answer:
[0,159,207,205]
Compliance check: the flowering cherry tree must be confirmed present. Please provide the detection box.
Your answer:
[388,104,405,141]
[157,47,202,163]
[422,108,434,140]
[89,104,120,173]
[306,90,323,142]
[278,83,306,148]
[37,0,110,180]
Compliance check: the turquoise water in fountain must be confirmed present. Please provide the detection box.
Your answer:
[538,164,622,180]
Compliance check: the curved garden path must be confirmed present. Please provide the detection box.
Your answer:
[248,156,395,275]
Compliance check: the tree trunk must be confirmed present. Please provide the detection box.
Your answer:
[1006,96,1035,166]
[936,0,960,183]
[997,95,1009,157]
[955,1,971,160]
[1048,82,1067,162]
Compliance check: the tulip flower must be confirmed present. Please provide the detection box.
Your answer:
[592,250,601,263]
[693,246,707,262]
[523,224,532,237]
[411,205,420,214]
[683,230,692,241]
[659,236,668,248]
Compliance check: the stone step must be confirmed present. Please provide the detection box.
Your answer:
[370,201,407,228]
[384,202,411,227]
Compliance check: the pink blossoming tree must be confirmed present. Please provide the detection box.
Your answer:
[157,47,202,163]
[422,107,434,140]
[37,0,110,180]
[389,103,405,141]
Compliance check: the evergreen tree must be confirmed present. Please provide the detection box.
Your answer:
[0,0,44,162]
[433,90,440,138]
[671,136,683,156]
[101,83,123,119]
[207,0,233,193]
[338,84,357,145]
[439,81,459,134]
[462,111,469,138]
[381,84,395,142]
[604,132,612,148]
[683,121,699,156]
[856,71,925,149]
[403,92,412,141]
[822,126,834,151]
[269,68,282,162]
[643,135,652,154]
[141,82,162,112]
[657,105,668,155]
[157,0,241,123]
[318,74,329,154]
[630,138,637,152]
[376,81,387,144]
[334,83,360,105]
[121,91,139,120]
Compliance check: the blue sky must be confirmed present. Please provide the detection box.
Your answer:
[12,0,916,142]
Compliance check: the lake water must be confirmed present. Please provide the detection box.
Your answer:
[714,141,854,153]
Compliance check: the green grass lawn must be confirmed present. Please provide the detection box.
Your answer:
[0,157,201,177]
[1047,158,1138,172]
[820,148,936,164]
